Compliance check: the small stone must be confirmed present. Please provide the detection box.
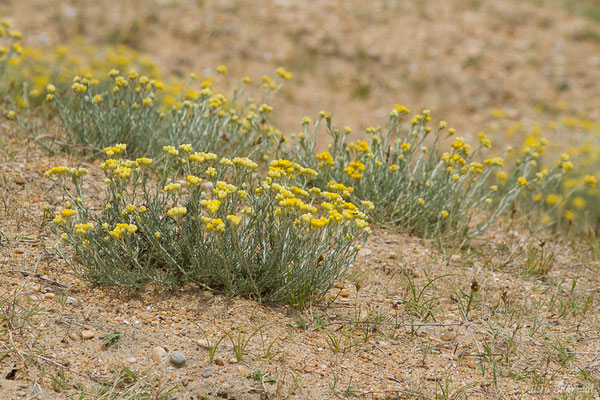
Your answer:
[197,339,209,349]
[182,378,189,386]
[333,282,344,289]
[152,346,167,363]
[201,369,213,378]
[81,330,95,340]
[214,358,225,366]
[14,176,25,185]
[441,332,454,342]
[237,365,247,375]
[169,352,186,367]
[339,289,351,297]
[126,357,136,363]
[44,292,55,299]
[228,357,238,364]
[358,248,373,257]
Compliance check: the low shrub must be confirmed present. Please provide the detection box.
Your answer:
[45,68,290,157]
[280,107,566,243]
[45,144,371,307]
[0,19,22,97]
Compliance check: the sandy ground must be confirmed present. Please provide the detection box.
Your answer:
[2,1,600,399]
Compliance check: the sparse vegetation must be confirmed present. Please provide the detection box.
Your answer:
[1,1,600,399]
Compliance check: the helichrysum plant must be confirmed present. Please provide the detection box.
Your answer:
[45,67,291,157]
[490,111,599,232]
[281,106,566,243]
[45,143,371,307]
[0,19,23,95]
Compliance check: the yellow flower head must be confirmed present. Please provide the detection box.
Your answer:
[517,176,528,187]
[167,207,187,218]
[61,209,76,218]
[226,215,242,226]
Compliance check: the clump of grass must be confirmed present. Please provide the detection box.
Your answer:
[280,107,565,243]
[45,143,371,307]
[45,68,291,157]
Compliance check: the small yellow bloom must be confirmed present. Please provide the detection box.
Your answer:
[167,207,187,218]
[163,183,182,192]
[417,198,425,206]
[275,66,293,80]
[162,146,179,156]
[546,194,560,205]
[584,175,597,188]
[394,104,410,114]
[226,215,242,226]
[572,197,586,209]
[564,210,575,221]
[61,208,76,218]
[441,210,449,218]
[517,177,528,186]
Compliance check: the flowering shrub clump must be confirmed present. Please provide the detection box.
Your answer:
[46,69,287,157]
[2,38,161,109]
[490,109,600,232]
[45,144,371,307]
[281,107,566,243]
[0,19,22,94]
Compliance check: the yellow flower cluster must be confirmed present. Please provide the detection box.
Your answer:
[75,223,94,235]
[167,207,187,218]
[326,180,354,197]
[109,223,138,239]
[200,199,221,214]
[268,159,318,179]
[316,151,334,167]
[344,160,366,179]
[201,216,225,232]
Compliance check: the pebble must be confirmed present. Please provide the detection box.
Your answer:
[197,339,210,349]
[441,332,454,341]
[332,282,344,289]
[169,352,186,367]
[339,289,351,297]
[152,346,167,363]
[14,176,26,185]
[214,358,225,366]
[201,369,213,378]
[237,365,247,375]
[44,292,55,299]
[228,357,238,364]
[81,330,95,340]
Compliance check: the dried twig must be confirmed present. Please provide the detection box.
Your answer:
[3,270,68,288]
